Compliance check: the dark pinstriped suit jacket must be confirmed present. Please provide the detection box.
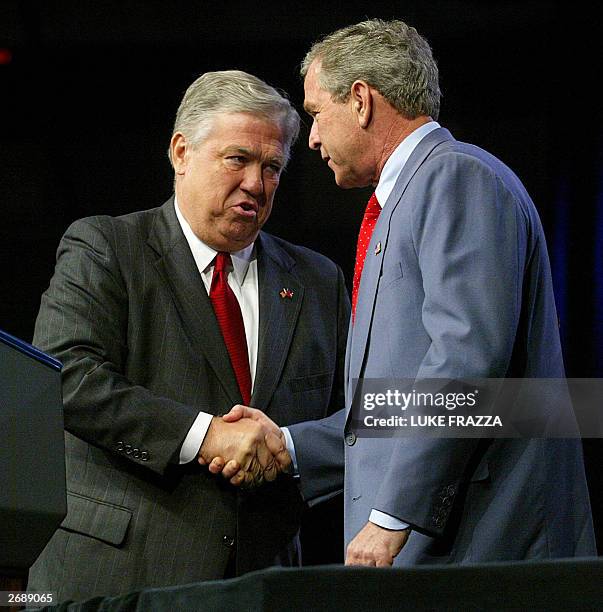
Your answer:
[27,197,349,602]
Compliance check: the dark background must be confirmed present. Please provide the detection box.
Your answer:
[1,1,601,561]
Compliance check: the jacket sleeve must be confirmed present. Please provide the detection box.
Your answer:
[33,217,199,476]
[288,408,346,505]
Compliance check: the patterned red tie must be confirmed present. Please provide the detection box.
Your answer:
[352,192,381,321]
[209,252,252,405]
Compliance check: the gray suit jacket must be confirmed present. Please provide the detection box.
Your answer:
[289,128,596,564]
[27,198,349,600]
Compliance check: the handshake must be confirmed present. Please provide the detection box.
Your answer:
[197,405,292,489]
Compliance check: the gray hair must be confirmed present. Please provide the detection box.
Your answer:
[301,19,441,120]
[169,70,300,165]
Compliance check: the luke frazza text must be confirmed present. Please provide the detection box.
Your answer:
[364,414,503,427]
[363,389,478,411]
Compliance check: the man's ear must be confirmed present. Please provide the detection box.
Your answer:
[350,80,373,129]
[170,133,188,175]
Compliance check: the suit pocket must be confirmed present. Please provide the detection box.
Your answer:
[379,261,404,291]
[286,371,334,422]
[60,491,132,546]
[288,371,333,392]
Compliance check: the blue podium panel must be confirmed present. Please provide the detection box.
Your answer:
[0,329,66,572]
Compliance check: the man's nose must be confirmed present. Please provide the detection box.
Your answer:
[308,119,321,150]
[241,165,263,196]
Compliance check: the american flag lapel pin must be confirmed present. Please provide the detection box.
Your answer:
[279,288,294,299]
[375,241,382,255]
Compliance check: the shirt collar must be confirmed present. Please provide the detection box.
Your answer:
[375,121,440,208]
[174,197,255,285]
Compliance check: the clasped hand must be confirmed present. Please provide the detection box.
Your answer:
[198,406,290,489]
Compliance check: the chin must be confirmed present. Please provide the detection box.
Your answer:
[331,164,367,189]
[333,172,351,189]
[334,173,363,190]
[223,226,260,250]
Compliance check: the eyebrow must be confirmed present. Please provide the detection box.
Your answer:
[222,146,285,165]
[222,146,253,156]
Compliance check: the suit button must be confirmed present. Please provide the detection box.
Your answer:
[344,432,357,446]
[446,485,455,495]
[116,441,124,452]
[433,515,444,527]
[125,444,133,454]
[222,535,234,548]
[140,451,149,461]
[133,448,141,459]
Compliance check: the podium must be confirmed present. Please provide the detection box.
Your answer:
[23,558,603,611]
[0,329,66,591]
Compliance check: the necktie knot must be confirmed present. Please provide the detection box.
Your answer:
[214,251,231,274]
[364,192,381,219]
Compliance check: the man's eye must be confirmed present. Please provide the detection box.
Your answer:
[226,156,246,164]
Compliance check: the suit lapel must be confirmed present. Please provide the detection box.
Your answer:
[147,198,241,406]
[252,232,304,413]
[347,128,455,409]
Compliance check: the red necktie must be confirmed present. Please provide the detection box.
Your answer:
[352,192,381,321]
[209,252,252,405]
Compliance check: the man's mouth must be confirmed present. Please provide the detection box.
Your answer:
[231,202,258,218]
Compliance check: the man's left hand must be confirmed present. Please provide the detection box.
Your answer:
[345,521,410,567]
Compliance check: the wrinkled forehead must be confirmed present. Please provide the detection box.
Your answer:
[205,111,282,139]
[207,112,288,161]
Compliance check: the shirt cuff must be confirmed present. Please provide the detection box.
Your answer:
[179,411,214,464]
[281,426,299,477]
[369,509,410,531]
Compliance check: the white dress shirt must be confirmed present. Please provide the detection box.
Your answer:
[284,121,441,531]
[174,199,259,464]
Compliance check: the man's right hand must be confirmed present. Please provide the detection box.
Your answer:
[198,416,270,488]
[206,406,292,485]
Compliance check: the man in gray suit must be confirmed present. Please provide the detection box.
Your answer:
[27,70,349,601]
[220,20,596,566]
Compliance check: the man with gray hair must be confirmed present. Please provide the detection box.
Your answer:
[220,20,596,567]
[27,70,349,601]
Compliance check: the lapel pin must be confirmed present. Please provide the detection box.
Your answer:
[375,242,382,255]
[279,288,294,299]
